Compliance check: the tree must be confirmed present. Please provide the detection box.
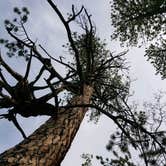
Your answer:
[0,1,129,165]
[111,0,166,79]
[83,92,166,166]
[0,1,166,166]
[85,0,166,165]
[111,0,166,45]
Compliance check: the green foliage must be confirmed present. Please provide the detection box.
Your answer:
[66,30,130,122]
[105,92,166,166]
[145,40,166,79]
[5,7,29,31]
[67,31,110,82]
[111,0,166,79]
[81,154,93,166]
[111,0,166,45]
[96,154,136,166]
[75,32,128,96]
[0,39,29,59]
[0,7,30,59]
[82,92,166,166]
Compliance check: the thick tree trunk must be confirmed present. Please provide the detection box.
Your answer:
[0,85,93,166]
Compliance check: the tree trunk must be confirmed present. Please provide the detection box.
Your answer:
[0,85,93,166]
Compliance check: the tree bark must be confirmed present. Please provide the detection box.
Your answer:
[0,85,93,166]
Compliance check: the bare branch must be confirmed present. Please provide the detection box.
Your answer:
[47,0,83,82]
[0,52,23,81]
[35,85,64,103]
[0,95,15,108]
[30,66,45,86]
[44,79,59,109]
[0,74,13,96]
[19,18,34,46]
[24,48,33,79]
[32,72,77,91]
[6,29,70,85]
[60,103,166,152]
[10,113,27,139]
[67,5,84,23]
[0,112,27,139]
[39,44,76,72]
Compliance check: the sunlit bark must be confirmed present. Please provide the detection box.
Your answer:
[0,85,93,166]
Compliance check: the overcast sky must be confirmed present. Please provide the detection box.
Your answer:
[0,0,166,166]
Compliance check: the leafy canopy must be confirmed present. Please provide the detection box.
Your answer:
[111,0,166,45]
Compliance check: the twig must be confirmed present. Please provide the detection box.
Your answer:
[39,44,76,72]
[47,0,83,82]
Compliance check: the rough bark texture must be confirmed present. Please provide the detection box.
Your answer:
[0,85,93,166]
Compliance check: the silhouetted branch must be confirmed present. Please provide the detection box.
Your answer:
[0,112,27,139]
[0,52,23,81]
[24,48,33,79]
[45,79,59,109]
[6,28,71,85]
[60,103,166,153]
[47,0,83,82]
[0,95,14,108]
[67,5,84,23]
[29,66,45,86]
[39,44,76,72]
[19,17,34,46]
[0,73,13,97]
[32,72,77,91]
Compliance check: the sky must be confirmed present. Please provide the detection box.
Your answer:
[0,0,166,166]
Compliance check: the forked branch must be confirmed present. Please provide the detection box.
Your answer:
[47,0,83,82]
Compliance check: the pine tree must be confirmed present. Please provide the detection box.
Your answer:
[111,0,166,79]
[0,1,166,165]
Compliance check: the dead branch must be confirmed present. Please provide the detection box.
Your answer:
[47,0,83,82]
